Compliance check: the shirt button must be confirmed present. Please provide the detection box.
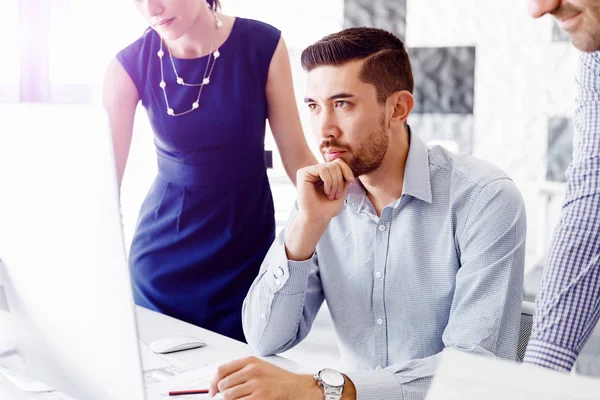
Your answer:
[375,271,382,278]
[378,224,386,232]
[276,267,284,277]
[274,279,281,286]
[376,318,383,325]
[376,365,383,370]
[260,313,266,319]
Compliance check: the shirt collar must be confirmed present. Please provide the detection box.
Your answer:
[345,127,433,212]
[402,128,433,204]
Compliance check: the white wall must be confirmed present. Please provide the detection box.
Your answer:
[19,0,575,263]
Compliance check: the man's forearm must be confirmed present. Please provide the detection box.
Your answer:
[285,212,330,261]
[342,376,357,400]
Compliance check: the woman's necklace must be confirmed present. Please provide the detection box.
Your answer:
[157,11,223,117]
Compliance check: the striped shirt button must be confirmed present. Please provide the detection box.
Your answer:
[378,224,386,232]
[375,271,382,278]
[376,318,383,325]
[376,365,383,370]
[274,278,281,286]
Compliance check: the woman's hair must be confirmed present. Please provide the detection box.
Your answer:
[207,0,221,11]
[301,27,414,104]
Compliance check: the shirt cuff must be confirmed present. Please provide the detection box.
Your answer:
[522,339,578,372]
[345,369,402,400]
[265,241,315,295]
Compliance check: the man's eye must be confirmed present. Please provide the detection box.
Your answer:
[308,104,320,111]
[335,101,349,108]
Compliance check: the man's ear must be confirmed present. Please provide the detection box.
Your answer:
[388,90,414,126]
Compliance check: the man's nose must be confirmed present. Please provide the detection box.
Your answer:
[141,0,164,18]
[318,110,340,140]
[528,0,561,18]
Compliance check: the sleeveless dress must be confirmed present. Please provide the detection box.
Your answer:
[116,18,280,342]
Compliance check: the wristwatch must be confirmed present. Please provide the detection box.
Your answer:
[314,368,345,400]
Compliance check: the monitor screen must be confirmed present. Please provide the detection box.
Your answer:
[0,103,146,400]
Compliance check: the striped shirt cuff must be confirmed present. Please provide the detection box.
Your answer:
[522,340,578,372]
[345,369,403,400]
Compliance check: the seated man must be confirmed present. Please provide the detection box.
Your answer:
[209,27,526,400]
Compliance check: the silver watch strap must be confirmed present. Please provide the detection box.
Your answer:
[324,385,343,400]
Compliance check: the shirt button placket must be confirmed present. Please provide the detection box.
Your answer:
[374,211,390,368]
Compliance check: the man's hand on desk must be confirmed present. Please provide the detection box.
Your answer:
[208,356,357,400]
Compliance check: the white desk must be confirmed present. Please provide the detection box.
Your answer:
[0,306,309,399]
[136,306,309,374]
[136,306,251,370]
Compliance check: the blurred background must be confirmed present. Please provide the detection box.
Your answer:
[2,0,579,367]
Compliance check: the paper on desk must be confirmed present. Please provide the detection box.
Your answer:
[146,363,225,399]
[426,348,600,400]
[34,391,79,400]
[139,340,171,371]
[0,367,55,393]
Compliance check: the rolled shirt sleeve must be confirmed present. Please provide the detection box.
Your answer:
[242,207,325,356]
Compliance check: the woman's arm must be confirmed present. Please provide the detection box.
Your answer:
[102,58,140,188]
[266,37,317,186]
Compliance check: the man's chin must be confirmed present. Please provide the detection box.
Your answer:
[322,153,349,163]
[570,32,600,52]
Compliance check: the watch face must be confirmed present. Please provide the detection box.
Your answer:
[319,368,345,387]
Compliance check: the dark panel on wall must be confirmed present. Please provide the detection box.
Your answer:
[264,150,273,169]
[547,117,573,182]
[409,47,475,114]
[344,0,407,40]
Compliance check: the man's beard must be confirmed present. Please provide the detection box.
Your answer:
[570,27,600,52]
[552,3,600,52]
[320,114,389,177]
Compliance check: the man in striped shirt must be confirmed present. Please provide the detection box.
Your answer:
[524,0,600,372]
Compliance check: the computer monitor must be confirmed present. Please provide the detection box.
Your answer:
[0,103,146,400]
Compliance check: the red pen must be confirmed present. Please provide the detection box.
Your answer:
[168,389,210,396]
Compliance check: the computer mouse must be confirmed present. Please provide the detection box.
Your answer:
[148,335,206,354]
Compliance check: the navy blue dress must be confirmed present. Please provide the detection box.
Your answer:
[116,18,279,341]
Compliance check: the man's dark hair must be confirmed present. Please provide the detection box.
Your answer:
[301,27,414,104]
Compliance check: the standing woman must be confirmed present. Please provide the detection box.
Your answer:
[102,0,316,341]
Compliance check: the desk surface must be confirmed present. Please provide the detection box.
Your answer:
[136,306,251,370]
[0,306,308,399]
[136,306,309,374]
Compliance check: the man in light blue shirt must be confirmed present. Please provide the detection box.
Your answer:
[209,27,527,400]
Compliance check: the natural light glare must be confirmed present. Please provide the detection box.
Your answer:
[0,1,19,84]
[49,0,147,85]
[224,0,343,49]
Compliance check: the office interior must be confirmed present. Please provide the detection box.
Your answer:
[2,0,599,398]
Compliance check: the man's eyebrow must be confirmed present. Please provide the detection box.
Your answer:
[328,93,355,100]
[303,93,355,103]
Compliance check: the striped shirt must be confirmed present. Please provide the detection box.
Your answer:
[242,133,526,399]
[524,51,600,371]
